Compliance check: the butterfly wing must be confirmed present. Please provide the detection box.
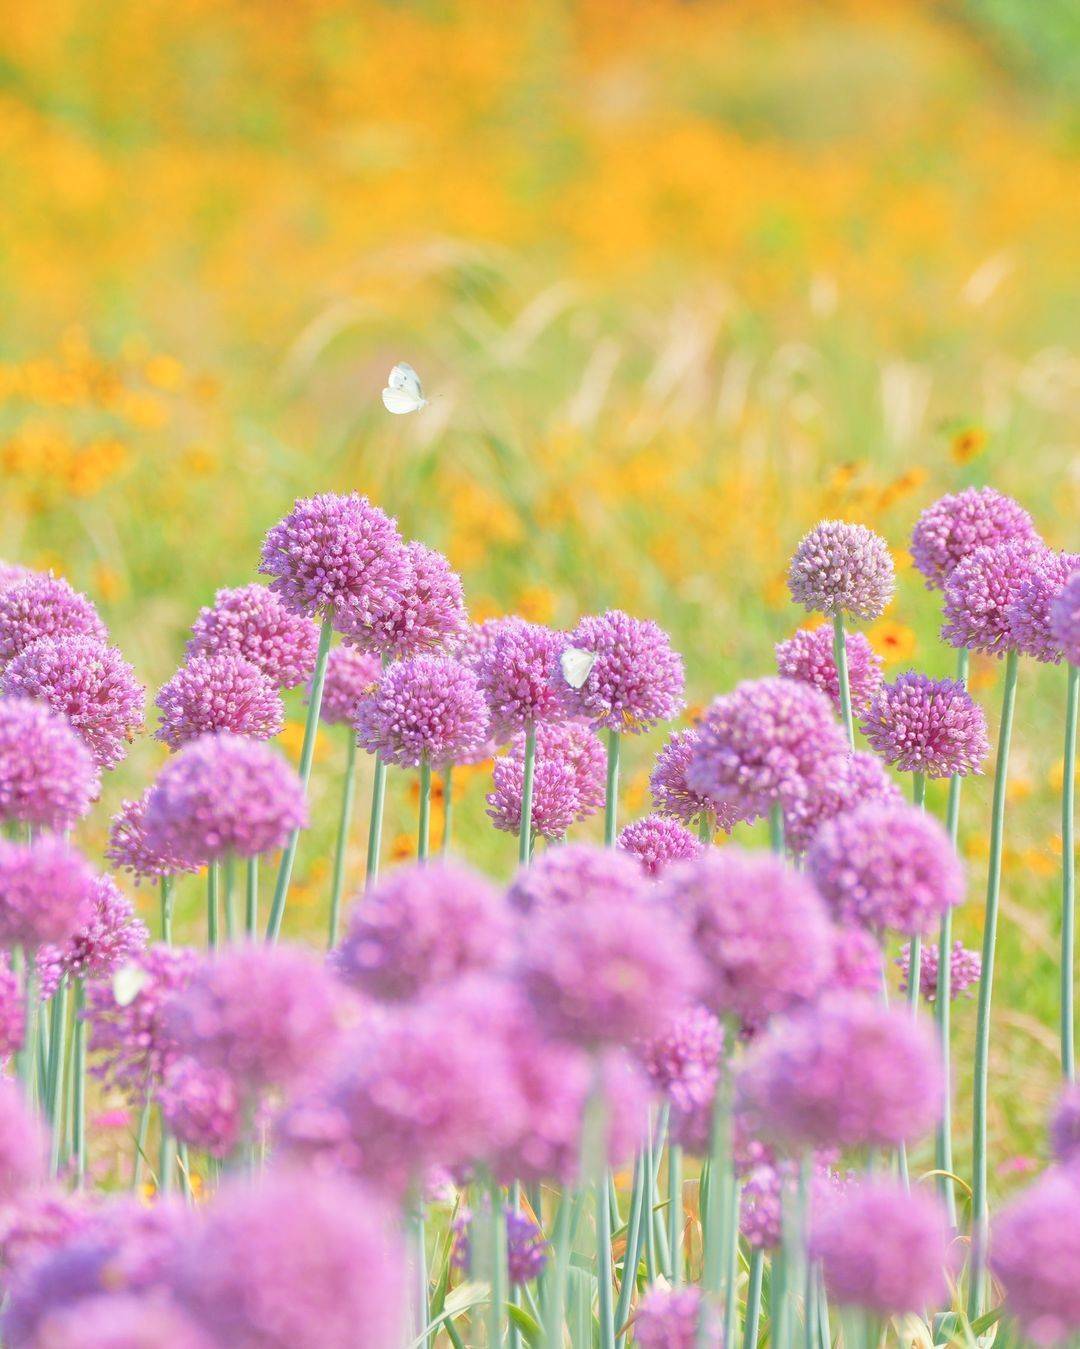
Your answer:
[113,963,150,1007]
[560,647,598,690]
[382,386,424,415]
[387,363,423,398]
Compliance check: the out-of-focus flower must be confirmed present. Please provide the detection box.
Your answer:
[1049,571,1080,667]
[107,790,197,884]
[911,488,1038,590]
[831,926,884,995]
[451,1207,548,1285]
[36,874,148,998]
[313,646,381,726]
[0,1080,46,1202]
[505,843,645,916]
[0,697,99,832]
[861,672,989,777]
[1049,1084,1080,1169]
[160,1058,242,1159]
[354,655,489,769]
[187,583,320,689]
[1009,551,1080,663]
[0,840,97,950]
[0,953,24,1060]
[155,653,283,748]
[617,813,701,876]
[990,1166,1080,1344]
[640,1003,722,1118]
[776,625,884,715]
[897,940,981,1002]
[25,1293,214,1349]
[633,1287,720,1349]
[557,610,684,733]
[0,573,107,671]
[338,540,468,659]
[788,520,895,621]
[780,748,903,859]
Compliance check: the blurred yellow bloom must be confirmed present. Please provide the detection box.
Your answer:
[278,722,330,766]
[951,426,987,464]
[391,834,415,863]
[867,620,917,665]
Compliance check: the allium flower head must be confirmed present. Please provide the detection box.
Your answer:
[506,842,645,916]
[1049,1084,1080,1168]
[831,925,884,995]
[107,789,197,883]
[740,1161,847,1251]
[618,814,701,876]
[143,734,307,867]
[633,1287,721,1349]
[807,800,965,936]
[0,1080,46,1202]
[314,645,381,726]
[85,944,200,1103]
[557,610,684,734]
[166,942,340,1093]
[187,583,320,689]
[738,994,943,1150]
[0,563,33,595]
[898,940,981,1003]
[154,653,283,749]
[0,953,24,1060]
[0,840,97,950]
[334,860,512,1001]
[812,1179,949,1313]
[487,754,578,840]
[2,636,144,771]
[640,1003,723,1117]
[912,487,1038,590]
[776,625,884,715]
[0,1191,94,1287]
[657,849,834,1025]
[512,719,606,819]
[781,748,903,858]
[452,1208,548,1286]
[1050,571,1080,666]
[788,520,895,621]
[0,573,107,671]
[160,1058,242,1159]
[861,671,989,777]
[650,727,738,831]
[259,492,408,634]
[686,677,847,824]
[354,654,489,769]
[991,1167,1080,1345]
[338,540,468,658]
[942,538,1046,656]
[0,697,99,831]
[36,874,148,998]
[478,617,565,737]
[1009,550,1080,663]
[173,1170,404,1349]
[28,1294,214,1349]
[519,890,702,1049]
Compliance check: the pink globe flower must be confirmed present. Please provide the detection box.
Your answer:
[897,940,981,1003]
[354,654,490,769]
[650,727,738,831]
[187,583,320,689]
[860,671,989,777]
[107,790,198,884]
[557,610,684,734]
[506,842,646,916]
[487,754,579,840]
[617,814,701,876]
[26,1293,214,1349]
[337,540,468,659]
[942,538,1046,657]
[991,1167,1080,1344]
[0,698,99,832]
[776,625,884,715]
[36,874,148,998]
[634,1288,720,1348]
[0,953,24,1061]
[154,653,283,749]
[0,1080,46,1202]
[477,618,566,737]
[0,840,98,950]
[0,573,107,672]
[788,520,895,621]
[1049,571,1080,666]
[160,1058,242,1159]
[781,748,903,858]
[314,646,381,726]
[912,487,1038,590]
[1009,550,1080,664]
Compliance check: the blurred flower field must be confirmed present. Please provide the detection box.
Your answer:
[0,0,1077,1178]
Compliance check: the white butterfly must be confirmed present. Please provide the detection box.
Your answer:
[560,646,598,690]
[381,362,428,415]
[113,963,150,1007]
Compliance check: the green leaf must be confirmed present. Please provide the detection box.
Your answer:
[507,1302,542,1346]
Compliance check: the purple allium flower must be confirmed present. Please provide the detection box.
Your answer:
[0,697,99,831]
[2,636,144,771]
[511,718,606,819]
[143,733,308,867]
[314,646,381,726]
[807,801,965,936]
[740,1161,845,1251]
[452,1207,548,1285]
[831,925,884,995]
[154,653,283,749]
[29,1294,214,1349]
[0,1080,46,1202]
[861,672,990,777]
[506,842,646,916]
[354,654,489,769]
[85,944,200,1103]
[0,573,107,672]
[333,860,512,1001]
[166,942,340,1093]
[776,625,884,716]
[0,1192,93,1285]
[640,1003,723,1118]
[1050,571,1080,666]
[618,814,701,877]
[634,1287,721,1349]
[0,563,33,595]
[686,678,848,825]
[519,890,701,1049]
[338,540,468,659]
[107,790,197,884]
[0,840,97,950]
[650,727,738,831]
[174,1172,404,1349]
[942,538,1046,657]
[36,874,148,998]
[477,617,565,737]
[0,952,24,1060]
[187,583,320,689]
[557,610,684,734]
[160,1057,242,1159]
[1009,550,1080,664]
[812,1178,949,1314]
[991,1168,1080,1344]
[657,849,835,1026]
[912,487,1038,591]
[788,520,895,621]
[487,754,579,840]
[897,940,981,1003]
[738,994,943,1150]
[259,492,408,634]
[1049,1085,1080,1168]
[781,748,903,859]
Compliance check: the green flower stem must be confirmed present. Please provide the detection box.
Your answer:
[969,647,1020,1318]
[597,1174,616,1349]
[519,725,538,865]
[698,811,714,846]
[604,730,621,847]
[160,874,174,943]
[17,952,39,1108]
[700,1038,734,1346]
[412,1204,430,1349]
[722,1174,742,1349]
[542,1188,584,1349]
[488,1175,507,1349]
[266,609,334,941]
[908,772,926,1015]
[365,752,387,887]
[668,1143,684,1286]
[1062,662,1078,1081]
[207,861,220,950]
[245,857,259,937]
[769,801,785,856]
[131,1098,152,1192]
[743,1247,765,1349]
[159,1115,177,1195]
[44,979,68,1127]
[72,981,87,1185]
[328,733,358,948]
[223,855,237,941]
[614,1152,647,1348]
[418,757,432,862]
[441,765,454,856]
[643,1128,657,1283]
[831,613,855,748]
[937,646,968,1227]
